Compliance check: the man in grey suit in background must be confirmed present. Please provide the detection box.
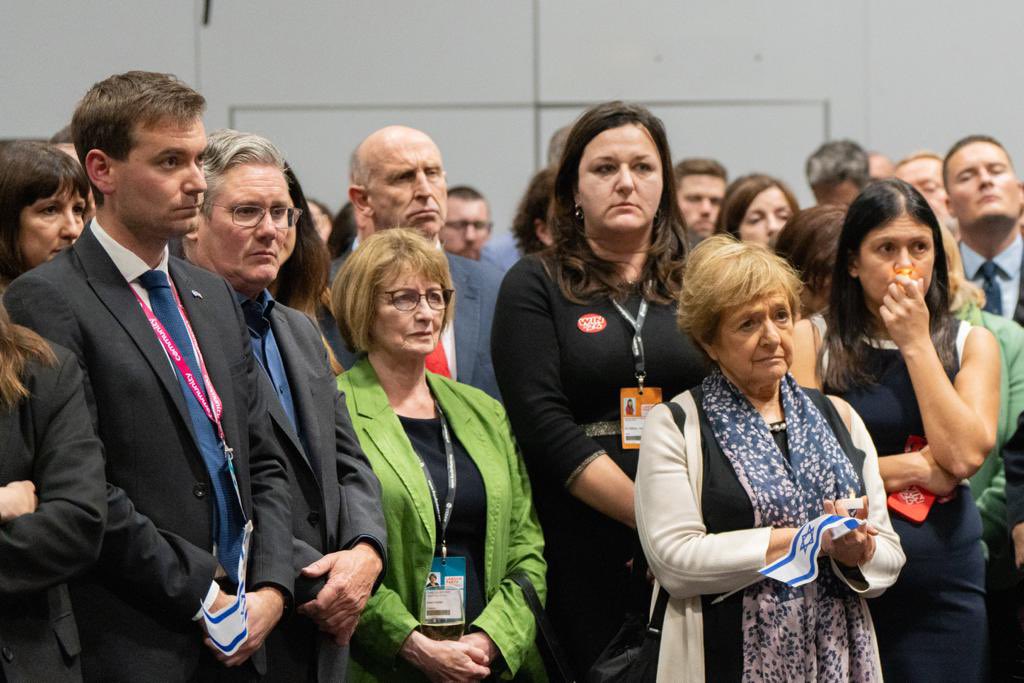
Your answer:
[183,129,387,682]
[343,125,503,400]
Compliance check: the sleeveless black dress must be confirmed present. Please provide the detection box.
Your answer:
[830,323,987,682]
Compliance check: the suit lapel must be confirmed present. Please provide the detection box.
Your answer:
[1015,248,1024,326]
[448,255,480,386]
[76,231,196,443]
[170,262,242,449]
[267,308,320,480]
[348,361,435,540]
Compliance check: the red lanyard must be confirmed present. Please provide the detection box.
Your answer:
[131,281,226,443]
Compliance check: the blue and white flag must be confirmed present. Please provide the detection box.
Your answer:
[759,514,864,588]
[202,520,254,656]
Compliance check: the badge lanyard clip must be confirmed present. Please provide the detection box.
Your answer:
[612,299,649,394]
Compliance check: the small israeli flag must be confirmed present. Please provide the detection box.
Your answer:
[759,514,864,588]
[202,521,253,656]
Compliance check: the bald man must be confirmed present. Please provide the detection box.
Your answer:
[343,126,502,400]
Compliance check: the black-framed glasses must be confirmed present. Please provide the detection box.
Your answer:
[384,288,454,312]
[214,204,303,229]
[444,220,493,233]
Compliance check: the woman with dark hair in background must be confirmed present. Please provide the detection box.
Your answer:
[275,165,331,319]
[715,173,799,249]
[491,100,707,675]
[306,196,334,244]
[327,202,358,260]
[792,179,999,681]
[774,204,846,317]
[510,167,555,256]
[276,165,344,374]
[0,141,89,290]
[0,302,107,681]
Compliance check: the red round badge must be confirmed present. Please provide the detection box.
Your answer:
[577,313,607,333]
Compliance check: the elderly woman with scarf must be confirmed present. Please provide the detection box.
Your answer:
[635,235,904,682]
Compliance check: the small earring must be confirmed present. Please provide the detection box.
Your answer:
[574,204,583,222]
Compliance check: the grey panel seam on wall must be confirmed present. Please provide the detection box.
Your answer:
[532,0,541,168]
[539,99,828,110]
[229,98,830,125]
[228,102,536,127]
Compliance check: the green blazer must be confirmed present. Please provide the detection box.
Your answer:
[961,303,1024,589]
[339,358,548,681]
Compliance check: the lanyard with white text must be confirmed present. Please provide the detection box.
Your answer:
[413,401,457,560]
[132,285,225,439]
[611,298,649,392]
[131,284,246,516]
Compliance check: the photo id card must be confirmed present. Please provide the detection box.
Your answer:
[421,556,467,639]
[620,387,662,450]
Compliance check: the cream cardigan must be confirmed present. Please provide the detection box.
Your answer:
[635,390,906,682]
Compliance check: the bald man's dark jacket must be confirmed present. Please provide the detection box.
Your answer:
[3,226,294,681]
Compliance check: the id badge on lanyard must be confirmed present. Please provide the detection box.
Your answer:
[421,556,466,640]
[612,299,661,449]
[415,400,467,640]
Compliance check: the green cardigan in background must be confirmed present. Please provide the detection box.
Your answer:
[960,303,1024,589]
[338,357,548,681]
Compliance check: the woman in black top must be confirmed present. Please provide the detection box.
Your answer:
[492,101,707,675]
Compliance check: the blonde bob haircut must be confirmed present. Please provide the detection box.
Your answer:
[331,228,455,354]
[677,234,802,351]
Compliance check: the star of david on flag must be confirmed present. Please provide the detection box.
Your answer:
[759,514,865,588]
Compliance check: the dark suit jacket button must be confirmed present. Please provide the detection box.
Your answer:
[2,646,12,662]
[307,511,320,526]
[193,483,208,499]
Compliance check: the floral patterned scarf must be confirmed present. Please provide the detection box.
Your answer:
[701,370,877,682]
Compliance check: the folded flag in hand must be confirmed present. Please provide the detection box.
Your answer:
[759,514,864,588]
[202,521,254,656]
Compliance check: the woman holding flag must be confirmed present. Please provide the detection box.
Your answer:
[635,235,904,681]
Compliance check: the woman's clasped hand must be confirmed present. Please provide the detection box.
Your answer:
[821,496,878,567]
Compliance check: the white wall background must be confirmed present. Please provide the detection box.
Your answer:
[3,1,1023,235]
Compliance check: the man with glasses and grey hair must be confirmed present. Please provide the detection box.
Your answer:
[805,139,870,206]
[183,129,387,682]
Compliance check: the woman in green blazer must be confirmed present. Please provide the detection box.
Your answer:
[332,228,547,682]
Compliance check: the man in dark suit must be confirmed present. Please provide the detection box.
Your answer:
[183,128,387,681]
[945,134,1024,325]
[343,125,503,399]
[4,71,294,681]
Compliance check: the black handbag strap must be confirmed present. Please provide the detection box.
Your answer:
[510,572,577,683]
[648,586,670,633]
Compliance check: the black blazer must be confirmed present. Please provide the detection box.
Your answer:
[260,301,387,682]
[3,226,294,682]
[0,347,106,683]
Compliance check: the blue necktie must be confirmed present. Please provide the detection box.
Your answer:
[138,270,244,583]
[979,261,1003,316]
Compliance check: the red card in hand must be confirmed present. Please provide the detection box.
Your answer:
[887,485,936,523]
